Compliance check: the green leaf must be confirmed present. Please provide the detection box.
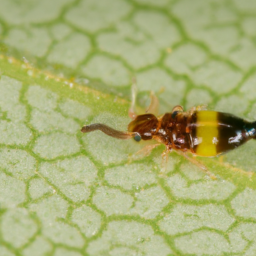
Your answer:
[1,1,256,256]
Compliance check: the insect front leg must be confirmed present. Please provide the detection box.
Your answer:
[171,105,184,118]
[129,78,159,119]
[128,143,161,163]
[171,105,184,113]
[145,91,159,116]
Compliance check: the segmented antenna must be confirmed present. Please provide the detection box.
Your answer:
[81,123,141,140]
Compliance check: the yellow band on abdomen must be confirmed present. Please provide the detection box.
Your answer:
[195,111,218,156]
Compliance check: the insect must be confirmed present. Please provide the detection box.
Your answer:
[81,88,256,177]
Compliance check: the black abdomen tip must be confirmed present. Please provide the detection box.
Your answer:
[245,121,256,139]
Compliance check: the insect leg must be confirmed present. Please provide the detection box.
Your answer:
[174,150,217,180]
[129,77,160,119]
[171,105,184,113]
[129,77,138,120]
[160,146,169,173]
[145,91,159,116]
[128,143,161,163]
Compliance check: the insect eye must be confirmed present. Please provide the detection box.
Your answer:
[172,111,179,119]
[134,134,141,142]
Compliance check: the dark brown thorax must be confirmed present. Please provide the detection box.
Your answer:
[128,112,192,151]
[157,112,192,150]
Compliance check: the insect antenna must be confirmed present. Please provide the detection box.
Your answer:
[81,123,141,140]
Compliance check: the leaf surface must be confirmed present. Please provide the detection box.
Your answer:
[1,0,256,255]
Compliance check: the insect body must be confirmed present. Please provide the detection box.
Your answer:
[81,106,256,157]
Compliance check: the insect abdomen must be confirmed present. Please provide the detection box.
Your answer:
[190,111,255,157]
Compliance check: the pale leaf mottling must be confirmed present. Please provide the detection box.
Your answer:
[1,0,256,254]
